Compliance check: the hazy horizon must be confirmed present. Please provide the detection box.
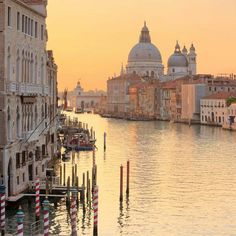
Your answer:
[46,0,236,91]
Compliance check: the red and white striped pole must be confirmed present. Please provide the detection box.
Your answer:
[35,178,40,221]
[16,206,24,236]
[70,189,77,236]
[43,198,50,236]
[93,185,98,236]
[92,148,96,193]
[0,185,6,236]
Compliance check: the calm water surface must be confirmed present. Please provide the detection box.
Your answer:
[7,113,236,235]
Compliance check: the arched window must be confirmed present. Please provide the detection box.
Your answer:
[25,52,27,83]
[7,107,11,141]
[34,105,38,128]
[30,53,34,84]
[151,71,155,77]
[27,52,30,83]
[26,105,30,131]
[16,106,20,138]
[7,47,11,81]
[35,55,37,84]
[41,57,44,85]
[41,104,44,119]
[16,50,20,83]
[21,50,24,83]
[30,105,33,130]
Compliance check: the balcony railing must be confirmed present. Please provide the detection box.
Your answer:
[6,81,49,96]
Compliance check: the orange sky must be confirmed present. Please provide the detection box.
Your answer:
[46,0,236,92]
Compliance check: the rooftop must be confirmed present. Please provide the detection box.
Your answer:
[202,92,236,100]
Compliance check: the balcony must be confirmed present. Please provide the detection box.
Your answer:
[6,81,49,96]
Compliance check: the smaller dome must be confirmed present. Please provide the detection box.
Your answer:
[168,41,188,67]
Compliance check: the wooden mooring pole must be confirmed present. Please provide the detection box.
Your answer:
[126,160,130,195]
[63,163,66,186]
[60,165,62,185]
[72,166,75,186]
[87,171,89,201]
[120,165,123,202]
[103,132,107,151]
[67,176,71,206]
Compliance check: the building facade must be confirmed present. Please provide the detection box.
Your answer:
[0,0,58,197]
[200,92,236,126]
[181,83,207,123]
[75,81,106,111]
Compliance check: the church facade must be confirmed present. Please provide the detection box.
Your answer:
[125,22,197,80]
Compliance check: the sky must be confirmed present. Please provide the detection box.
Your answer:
[46,0,236,92]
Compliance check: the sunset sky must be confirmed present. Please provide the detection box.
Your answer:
[46,0,236,92]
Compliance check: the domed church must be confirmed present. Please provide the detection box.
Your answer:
[167,41,197,79]
[125,22,197,80]
[126,22,164,78]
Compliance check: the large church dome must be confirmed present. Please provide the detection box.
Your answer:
[126,22,164,78]
[128,43,162,63]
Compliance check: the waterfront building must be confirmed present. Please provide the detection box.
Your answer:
[159,77,192,121]
[128,80,160,118]
[107,74,141,116]
[46,50,58,158]
[75,81,106,111]
[200,92,236,126]
[0,0,58,197]
[223,103,236,130]
[181,83,207,123]
[95,94,107,114]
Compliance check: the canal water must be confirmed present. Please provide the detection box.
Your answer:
[7,113,236,235]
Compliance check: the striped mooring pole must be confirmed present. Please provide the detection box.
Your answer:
[43,198,50,236]
[16,206,24,236]
[35,178,40,221]
[0,185,5,236]
[70,189,77,236]
[93,185,98,236]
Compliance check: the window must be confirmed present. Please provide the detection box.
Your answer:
[31,19,33,36]
[22,151,26,165]
[209,87,211,91]
[7,7,11,26]
[25,16,27,34]
[16,153,20,169]
[17,12,20,30]
[17,176,19,185]
[35,167,38,176]
[22,15,24,32]
[28,17,30,35]
[219,116,221,123]
[23,173,25,182]
[41,25,44,40]
[35,22,38,38]
[42,164,45,172]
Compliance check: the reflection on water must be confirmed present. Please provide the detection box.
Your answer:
[6,113,236,235]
